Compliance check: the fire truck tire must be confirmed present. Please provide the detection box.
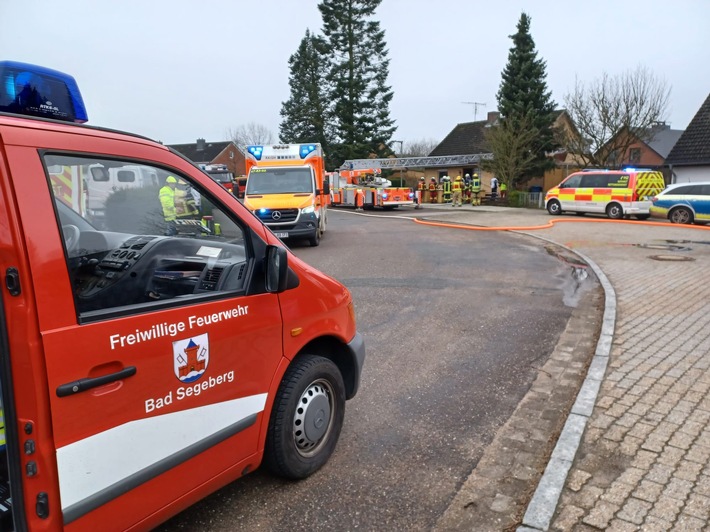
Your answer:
[546,199,562,216]
[264,355,345,479]
[606,203,624,219]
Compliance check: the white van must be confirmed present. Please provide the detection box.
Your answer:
[85,165,159,225]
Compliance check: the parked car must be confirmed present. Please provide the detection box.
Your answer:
[545,169,665,219]
[650,182,710,224]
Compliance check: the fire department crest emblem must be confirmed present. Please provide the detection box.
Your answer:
[173,333,209,383]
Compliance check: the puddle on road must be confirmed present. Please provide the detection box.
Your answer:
[665,239,710,245]
[649,255,696,262]
[545,245,594,308]
[635,243,691,252]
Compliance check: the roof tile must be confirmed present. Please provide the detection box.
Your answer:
[665,93,710,165]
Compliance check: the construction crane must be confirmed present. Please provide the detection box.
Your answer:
[462,101,486,121]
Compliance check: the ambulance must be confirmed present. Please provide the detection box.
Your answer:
[243,144,329,247]
[0,61,365,531]
[545,168,665,219]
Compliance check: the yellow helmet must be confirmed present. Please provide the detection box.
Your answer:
[166,176,178,184]
[456,175,462,181]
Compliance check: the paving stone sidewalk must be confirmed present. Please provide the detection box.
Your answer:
[412,206,710,531]
[543,223,710,532]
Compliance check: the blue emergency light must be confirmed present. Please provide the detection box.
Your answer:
[247,145,264,160]
[299,144,317,158]
[0,60,88,123]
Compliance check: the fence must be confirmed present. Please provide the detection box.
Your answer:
[508,191,544,209]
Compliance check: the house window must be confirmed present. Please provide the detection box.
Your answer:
[629,148,641,164]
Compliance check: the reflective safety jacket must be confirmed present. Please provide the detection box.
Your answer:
[159,185,176,221]
[471,177,481,192]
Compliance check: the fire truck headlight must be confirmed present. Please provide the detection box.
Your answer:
[302,205,315,214]
[381,193,388,200]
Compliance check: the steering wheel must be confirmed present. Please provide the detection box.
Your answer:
[62,224,81,254]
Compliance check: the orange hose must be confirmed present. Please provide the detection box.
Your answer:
[412,216,710,232]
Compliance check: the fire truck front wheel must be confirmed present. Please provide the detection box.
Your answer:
[264,355,345,479]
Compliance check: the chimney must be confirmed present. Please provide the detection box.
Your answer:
[196,138,206,152]
[487,111,500,124]
[650,121,670,131]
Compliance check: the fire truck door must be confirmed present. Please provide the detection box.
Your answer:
[8,148,284,528]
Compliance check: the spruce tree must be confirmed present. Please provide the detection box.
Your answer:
[496,12,557,182]
[318,0,396,167]
[279,29,331,151]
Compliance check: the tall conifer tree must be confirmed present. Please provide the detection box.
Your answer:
[318,0,396,167]
[279,29,331,151]
[496,13,557,181]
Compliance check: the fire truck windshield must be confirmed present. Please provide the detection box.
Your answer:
[246,167,314,195]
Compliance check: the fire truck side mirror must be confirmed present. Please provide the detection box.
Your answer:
[265,245,289,293]
[322,181,330,196]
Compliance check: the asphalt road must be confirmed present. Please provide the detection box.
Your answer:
[158,208,592,531]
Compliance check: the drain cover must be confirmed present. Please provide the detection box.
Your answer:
[649,255,695,262]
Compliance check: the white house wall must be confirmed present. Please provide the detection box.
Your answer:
[671,166,710,183]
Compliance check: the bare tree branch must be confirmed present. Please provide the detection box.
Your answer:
[562,66,671,167]
[400,138,440,157]
[227,122,275,147]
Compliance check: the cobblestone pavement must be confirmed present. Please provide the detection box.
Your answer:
[544,223,710,532]
[405,205,710,531]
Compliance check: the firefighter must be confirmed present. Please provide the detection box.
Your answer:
[176,183,200,219]
[442,175,452,203]
[355,187,365,211]
[490,175,499,200]
[428,177,437,203]
[416,176,426,209]
[159,175,178,235]
[452,175,463,207]
[471,173,482,206]
[464,173,472,203]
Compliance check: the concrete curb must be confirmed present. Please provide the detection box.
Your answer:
[515,242,616,532]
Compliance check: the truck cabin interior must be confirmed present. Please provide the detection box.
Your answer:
[0,394,13,530]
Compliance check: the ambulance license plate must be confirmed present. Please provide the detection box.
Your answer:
[274,232,288,238]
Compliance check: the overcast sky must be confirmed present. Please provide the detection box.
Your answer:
[2,0,709,149]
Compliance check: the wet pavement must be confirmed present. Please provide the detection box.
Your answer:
[379,203,710,531]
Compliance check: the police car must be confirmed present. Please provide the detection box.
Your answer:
[650,182,710,224]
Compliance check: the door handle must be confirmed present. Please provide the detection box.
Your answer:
[56,366,137,397]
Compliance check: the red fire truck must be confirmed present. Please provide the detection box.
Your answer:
[0,61,365,531]
[330,169,415,209]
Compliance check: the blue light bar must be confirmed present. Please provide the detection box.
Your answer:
[0,61,88,123]
[247,145,264,160]
[299,144,317,158]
